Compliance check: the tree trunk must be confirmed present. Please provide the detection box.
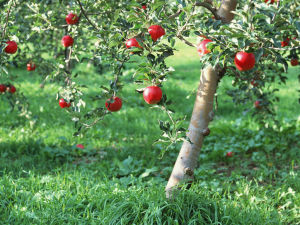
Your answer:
[165,0,238,198]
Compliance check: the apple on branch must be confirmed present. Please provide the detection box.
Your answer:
[27,63,36,71]
[291,58,298,66]
[234,52,256,71]
[105,96,122,112]
[61,35,74,47]
[143,86,162,104]
[76,144,85,149]
[59,98,71,108]
[281,38,290,47]
[66,13,79,25]
[8,85,16,94]
[254,100,262,109]
[226,152,233,157]
[251,80,259,87]
[197,39,213,57]
[0,84,7,93]
[4,41,18,54]
[148,25,165,42]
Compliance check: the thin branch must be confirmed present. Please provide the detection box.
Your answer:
[195,2,221,20]
[168,9,182,19]
[177,35,197,48]
[2,0,14,39]
[271,0,281,23]
[76,0,99,31]
[175,5,198,48]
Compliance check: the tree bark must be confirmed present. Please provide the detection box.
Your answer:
[165,0,238,198]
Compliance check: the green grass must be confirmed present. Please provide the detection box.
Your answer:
[0,40,299,224]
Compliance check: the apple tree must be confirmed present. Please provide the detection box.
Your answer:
[0,0,299,197]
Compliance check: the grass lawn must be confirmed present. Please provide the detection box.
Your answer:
[0,39,299,224]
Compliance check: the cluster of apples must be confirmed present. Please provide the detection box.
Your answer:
[57,13,79,109]
[198,37,258,108]
[0,84,16,94]
[61,13,78,48]
[106,22,166,112]
[197,37,256,72]
[197,34,300,110]
[3,41,38,71]
[58,10,165,112]
[281,37,299,66]
[27,12,82,71]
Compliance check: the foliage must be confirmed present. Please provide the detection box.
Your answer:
[0,0,299,148]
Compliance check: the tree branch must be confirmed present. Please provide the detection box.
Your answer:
[2,0,14,39]
[168,9,182,19]
[195,2,221,20]
[76,0,99,31]
[177,35,197,48]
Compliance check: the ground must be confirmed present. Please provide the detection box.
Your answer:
[0,40,299,224]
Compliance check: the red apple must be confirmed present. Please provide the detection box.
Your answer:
[27,63,36,71]
[61,35,74,47]
[148,25,165,42]
[9,85,16,94]
[202,128,210,136]
[76,144,84,149]
[291,58,299,66]
[234,52,256,71]
[251,80,258,87]
[254,100,262,109]
[4,41,18,54]
[143,86,162,104]
[105,96,122,112]
[66,13,79,25]
[125,38,142,49]
[226,152,233,157]
[197,39,213,57]
[0,84,6,93]
[281,38,290,47]
[59,98,71,108]
[265,0,278,4]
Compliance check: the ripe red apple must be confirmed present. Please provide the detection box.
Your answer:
[143,86,162,104]
[27,63,36,71]
[61,35,74,47]
[254,100,262,109]
[9,85,16,94]
[125,38,142,49]
[66,13,79,25]
[291,58,299,66]
[105,96,122,112]
[4,41,18,54]
[202,128,210,136]
[226,152,233,157]
[234,52,256,71]
[197,39,212,57]
[265,0,278,4]
[251,80,258,87]
[0,84,6,93]
[76,144,84,149]
[59,98,71,108]
[281,38,289,47]
[148,25,165,42]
